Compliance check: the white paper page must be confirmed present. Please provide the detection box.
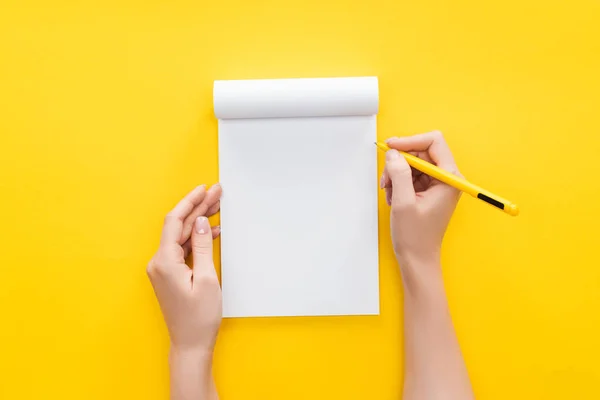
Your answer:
[215,77,379,318]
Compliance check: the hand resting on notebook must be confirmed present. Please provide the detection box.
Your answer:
[147,132,473,400]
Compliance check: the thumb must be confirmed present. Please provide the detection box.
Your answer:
[192,216,215,273]
[385,150,416,210]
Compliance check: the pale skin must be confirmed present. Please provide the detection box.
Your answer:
[148,131,474,399]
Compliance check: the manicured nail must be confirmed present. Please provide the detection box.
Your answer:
[386,150,400,161]
[196,216,210,234]
[213,225,221,235]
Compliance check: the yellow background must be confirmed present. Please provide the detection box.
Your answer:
[1,0,599,398]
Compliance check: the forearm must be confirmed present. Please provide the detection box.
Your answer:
[401,260,474,400]
[169,346,218,400]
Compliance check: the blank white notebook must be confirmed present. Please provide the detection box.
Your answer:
[214,77,380,318]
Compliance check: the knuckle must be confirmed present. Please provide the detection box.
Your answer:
[391,199,416,216]
[398,164,412,176]
[386,163,399,175]
[388,158,408,172]
[440,163,460,177]
[389,164,411,180]
[147,255,170,278]
[194,273,219,287]
[192,243,212,256]
[163,212,179,225]
[146,259,158,278]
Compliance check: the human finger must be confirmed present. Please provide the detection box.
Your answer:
[386,131,458,172]
[160,185,207,246]
[182,225,221,259]
[385,150,416,210]
[385,185,392,206]
[180,184,222,244]
[206,200,220,217]
[191,217,217,278]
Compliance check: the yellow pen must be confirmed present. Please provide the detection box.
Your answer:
[375,142,519,216]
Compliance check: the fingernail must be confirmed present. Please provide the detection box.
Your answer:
[208,183,220,191]
[195,216,210,234]
[213,225,221,234]
[386,150,400,161]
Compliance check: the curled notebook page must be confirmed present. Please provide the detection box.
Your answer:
[215,77,380,318]
[214,77,379,119]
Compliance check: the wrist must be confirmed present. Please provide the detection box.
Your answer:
[394,246,441,268]
[169,343,214,367]
[396,257,445,298]
[169,343,217,400]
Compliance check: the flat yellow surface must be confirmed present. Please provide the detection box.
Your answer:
[1,0,599,398]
